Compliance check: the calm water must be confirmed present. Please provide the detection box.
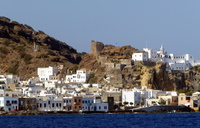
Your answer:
[0,113,199,128]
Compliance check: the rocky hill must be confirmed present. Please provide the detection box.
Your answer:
[0,16,82,79]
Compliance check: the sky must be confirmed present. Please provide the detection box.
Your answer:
[1,1,200,59]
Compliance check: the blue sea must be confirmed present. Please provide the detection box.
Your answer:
[0,113,199,128]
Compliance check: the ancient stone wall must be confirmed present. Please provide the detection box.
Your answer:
[90,40,104,56]
[119,59,132,67]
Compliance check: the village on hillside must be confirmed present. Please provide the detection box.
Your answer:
[0,42,199,114]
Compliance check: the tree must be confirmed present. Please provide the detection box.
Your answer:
[24,54,33,64]
[130,102,133,106]
[123,101,129,106]
[178,89,186,94]
[0,81,5,84]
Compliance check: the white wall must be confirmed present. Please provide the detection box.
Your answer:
[0,97,18,111]
[122,89,141,106]
[94,103,108,112]
[132,53,148,61]
[38,66,58,81]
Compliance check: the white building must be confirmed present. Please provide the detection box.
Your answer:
[82,97,94,111]
[0,74,20,85]
[132,53,148,61]
[63,97,73,111]
[0,97,18,111]
[133,45,200,71]
[37,96,63,111]
[82,97,108,112]
[122,88,141,106]
[37,66,58,81]
[66,70,91,83]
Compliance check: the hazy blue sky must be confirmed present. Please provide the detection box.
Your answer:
[1,1,200,58]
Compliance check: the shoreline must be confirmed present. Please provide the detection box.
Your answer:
[0,107,195,115]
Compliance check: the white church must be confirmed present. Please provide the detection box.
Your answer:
[132,45,200,71]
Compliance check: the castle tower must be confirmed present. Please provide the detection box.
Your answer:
[90,40,104,56]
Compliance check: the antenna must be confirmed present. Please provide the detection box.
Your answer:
[146,40,148,48]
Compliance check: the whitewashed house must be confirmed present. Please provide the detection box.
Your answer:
[63,97,73,111]
[0,97,18,111]
[66,70,91,83]
[37,66,58,81]
[82,97,94,111]
[0,74,20,85]
[37,96,63,111]
[132,53,148,61]
[93,97,108,112]
[122,88,141,106]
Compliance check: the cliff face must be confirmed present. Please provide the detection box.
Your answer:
[140,62,200,92]
[141,62,177,91]
[0,17,82,79]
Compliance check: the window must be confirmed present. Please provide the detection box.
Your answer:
[99,106,101,109]
[44,103,46,108]
[56,103,58,107]
[186,97,190,100]
[193,100,198,107]
[59,103,61,107]
[40,103,42,107]
[52,103,54,107]
[104,106,107,109]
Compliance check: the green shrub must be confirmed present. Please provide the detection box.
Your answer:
[0,47,9,54]
[40,54,48,58]
[0,81,5,84]
[38,30,45,34]
[12,21,19,24]
[24,24,33,30]
[123,101,129,106]
[15,46,25,51]
[88,73,95,83]
[24,54,33,64]
[2,40,11,46]
[7,65,18,74]
[0,16,10,22]
[178,89,186,94]
[19,52,26,58]
[47,50,56,56]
